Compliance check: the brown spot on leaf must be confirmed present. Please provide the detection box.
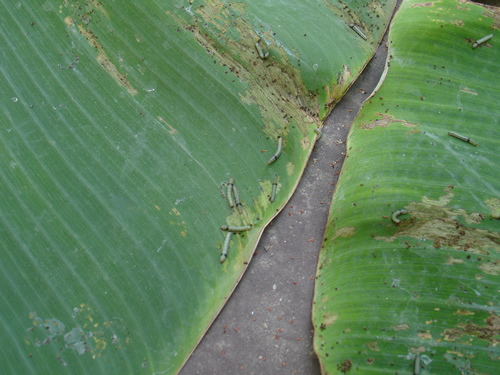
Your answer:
[337,359,352,373]
[410,2,434,7]
[323,313,338,327]
[418,331,432,339]
[485,198,500,219]
[393,323,409,331]
[410,346,426,354]
[441,312,500,345]
[374,186,500,260]
[478,261,500,275]
[158,116,177,134]
[78,25,138,95]
[365,341,380,351]
[361,114,418,129]
[446,256,464,265]
[459,86,478,95]
[64,16,74,26]
[170,1,320,139]
[325,65,352,110]
[454,310,475,316]
[481,3,500,31]
[333,226,356,239]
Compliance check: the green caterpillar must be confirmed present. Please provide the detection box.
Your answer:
[448,131,477,146]
[472,33,493,49]
[270,175,278,202]
[233,185,242,214]
[220,232,232,263]
[220,224,252,232]
[267,136,282,165]
[391,209,408,224]
[314,128,323,140]
[349,24,367,40]
[227,176,235,208]
[255,39,270,59]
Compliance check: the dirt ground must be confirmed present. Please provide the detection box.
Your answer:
[180,5,400,373]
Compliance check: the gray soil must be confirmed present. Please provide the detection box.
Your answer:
[181,5,400,373]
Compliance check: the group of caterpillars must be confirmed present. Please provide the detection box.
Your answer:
[218,123,328,263]
[219,135,285,263]
[431,34,492,243]
[388,35,489,225]
[387,34,487,227]
[226,176,243,214]
[253,30,488,260]
[219,172,281,263]
[218,99,327,262]
[219,176,252,263]
[446,34,490,146]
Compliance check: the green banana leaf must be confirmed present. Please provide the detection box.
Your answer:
[313,0,500,373]
[0,0,396,373]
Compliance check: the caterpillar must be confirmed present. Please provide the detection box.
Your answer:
[220,232,232,263]
[270,174,278,202]
[349,24,367,40]
[227,176,235,208]
[219,181,228,198]
[255,39,270,59]
[267,136,282,164]
[448,131,477,146]
[233,185,243,214]
[472,33,493,49]
[314,128,323,140]
[220,224,252,232]
[414,353,420,375]
[391,209,408,224]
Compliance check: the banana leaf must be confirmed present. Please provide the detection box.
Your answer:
[313,0,500,373]
[0,0,396,373]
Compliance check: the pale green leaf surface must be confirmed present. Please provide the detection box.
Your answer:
[0,0,394,373]
[313,0,499,373]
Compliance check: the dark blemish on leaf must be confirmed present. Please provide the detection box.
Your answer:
[78,25,138,95]
[337,359,352,373]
